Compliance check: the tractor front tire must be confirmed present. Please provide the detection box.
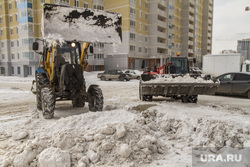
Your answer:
[41,87,56,119]
[36,73,49,110]
[88,86,103,112]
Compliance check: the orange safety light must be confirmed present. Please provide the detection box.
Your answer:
[177,52,180,56]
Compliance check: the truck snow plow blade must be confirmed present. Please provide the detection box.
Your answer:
[139,75,220,103]
[42,4,122,43]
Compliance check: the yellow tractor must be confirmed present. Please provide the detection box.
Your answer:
[31,4,122,119]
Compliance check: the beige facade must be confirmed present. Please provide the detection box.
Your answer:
[0,0,213,76]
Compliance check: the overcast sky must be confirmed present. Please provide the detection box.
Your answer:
[212,0,250,54]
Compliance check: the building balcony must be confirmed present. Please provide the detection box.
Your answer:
[189,7,195,14]
[189,15,194,22]
[209,0,213,5]
[188,49,194,53]
[208,32,212,37]
[190,0,195,6]
[208,12,212,18]
[157,9,167,17]
[189,24,194,30]
[208,19,212,25]
[208,26,212,31]
[158,0,168,7]
[207,46,211,50]
[157,41,167,48]
[188,40,194,46]
[157,20,167,27]
[207,39,211,44]
[188,32,194,38]
[157,31,167,38]
[209,5,213,12]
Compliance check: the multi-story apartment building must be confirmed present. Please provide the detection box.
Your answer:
[237,38,250,60]
[0,0,213,76]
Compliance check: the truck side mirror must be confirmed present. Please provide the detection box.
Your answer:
[33,42,39,51]
[193,58,197,64]
[89,46,93,53]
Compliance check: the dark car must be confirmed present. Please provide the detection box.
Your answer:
[215,72,250,98]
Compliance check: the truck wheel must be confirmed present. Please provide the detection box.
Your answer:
[36,73,49,110]
[72,96,85,107]
[101,76,106,81]
[247,91,250,99]
[88,86,103,112]
[143,95,152,101]
[137,76,140,80]
[41,87,56,119]
[181,95,198,103]
[118,76,125,81]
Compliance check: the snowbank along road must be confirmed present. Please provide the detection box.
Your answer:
[0,72,250,167]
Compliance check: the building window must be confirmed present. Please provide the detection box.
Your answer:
[130,20,136,28]
[11,53,15,59]
[140,0,142,6]
[139,35,142,42]
[145,25,148,31]
[2,54,5,59]
[1,42,4,47]
[130,33,136,40]
[74,0,79,7]
[130,45,135,52]
[9,3,12,10]
[0,17,2,24]
[139,47,142,53]
[10,16,13,22]
[145,37,148,42]
[11,41,14,47]
[15,0,17,8]
[130,8,136,15]
[10,28,13,35]
[16,27,19,34]
[0,4,2,11]
[139,22,142,30]
[145,48,148,53]
[17,40,19,46]
[145,14,148,20]
[1,29,3,36]
[145,2,148,8]
[41,0,45,3]
[139,10,142,18]
[15,14,18,21]
[17,67,21,75]
[130,0,136,4]
[17,52,20,59]
[28,67,32,75]
[94,5,104,10]
[0,67,5,74]
[11,67,14,75]
[84,3,88,8]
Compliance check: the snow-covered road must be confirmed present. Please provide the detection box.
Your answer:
[0,72,249,167]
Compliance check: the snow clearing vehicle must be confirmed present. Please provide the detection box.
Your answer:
[139,55,219,103]
[31,4,122,119]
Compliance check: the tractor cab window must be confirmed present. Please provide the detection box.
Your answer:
[171,58,188,74]
[57,43,80,64]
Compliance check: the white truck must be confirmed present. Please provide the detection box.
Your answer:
[202,54,250,77]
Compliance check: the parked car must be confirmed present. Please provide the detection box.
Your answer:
[215,72,250,98]
[189,67,202,75]
[124,70,142,80]
[97,70,131,81]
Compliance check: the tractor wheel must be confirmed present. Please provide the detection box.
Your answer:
[88,86,103,112]
[72,96,85,107]
[41,87,56,119]
[247,91,250,99]
[181,95,198,103]
[36,73,49,110]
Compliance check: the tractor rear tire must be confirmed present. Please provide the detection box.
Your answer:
[41,87,56,119]
[72,96,85,107]
[88,86,103,112]
[181,95,198,103]
[36,73,49,110]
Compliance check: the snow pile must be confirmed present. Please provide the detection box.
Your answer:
[144,74,216,83]
[42,4,122,44]
[1,107,249,167]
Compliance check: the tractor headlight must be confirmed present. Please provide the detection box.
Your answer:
[71,42,76,48]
